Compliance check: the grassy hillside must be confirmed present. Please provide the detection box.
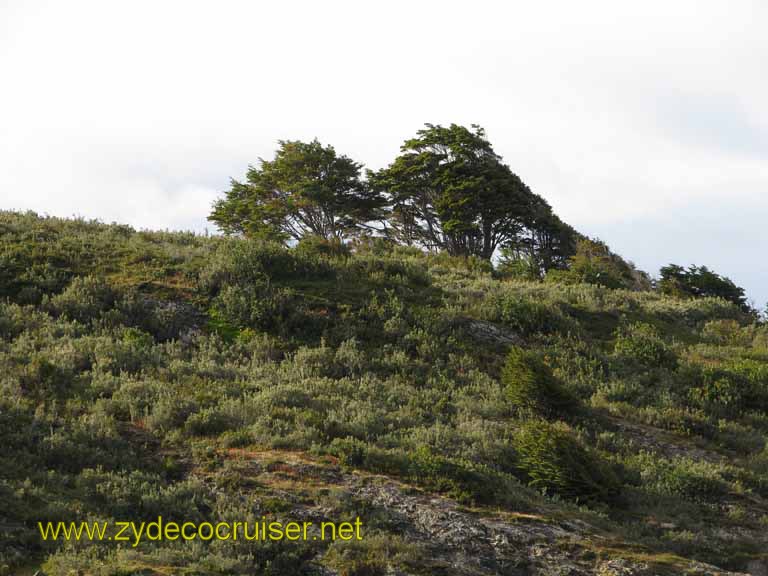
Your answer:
[2,211,768,575]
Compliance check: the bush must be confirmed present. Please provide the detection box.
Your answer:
[501,346,575,417]
[631,452,728,503]
[323,534,420,576]
[199,238,332,294]
[512,419,621,503]
[613,322,677,369]
[212,283,295,332]
[185,406,236,436]
[688,366,752,418]
[44,276,118,323]
[701,319,752,346]
[328,438,505,505]
[487,294,575,337]
[294,235,351,259]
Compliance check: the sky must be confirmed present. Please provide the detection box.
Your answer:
[2,1,767,305]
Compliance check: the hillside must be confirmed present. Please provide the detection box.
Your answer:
[2,210,768,575]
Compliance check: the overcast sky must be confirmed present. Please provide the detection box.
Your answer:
[2,1,767,304]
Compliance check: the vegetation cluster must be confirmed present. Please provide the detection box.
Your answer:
[1,210,767,574]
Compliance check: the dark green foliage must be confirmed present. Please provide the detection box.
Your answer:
[512,419,622,503]
[209,139,384,242]
[323,534,421,576]
[212,283,295,332]
[501,347,575,417]
[659,264,750,312]
[199,237,334,292]
[370,123,576,263]
[295,234,352,259]
[496,250,542,280]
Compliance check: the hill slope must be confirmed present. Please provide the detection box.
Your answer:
[1,211,768,575]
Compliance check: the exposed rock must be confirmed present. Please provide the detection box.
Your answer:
[463,319,522,346]
[214,448,751,576]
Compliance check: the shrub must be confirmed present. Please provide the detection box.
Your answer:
[496,251,541,281]
[631,452,728,503]
[145,396,198,434]
[701,319,752,346]
[294,235,351,259]
[323,534,421,576]
[327,438,505,505]
[212,283,295,332]
[199,238,332,294]
[44,276,118,323]
[92,328,158,375]
[613,322,677,369]
[688,366,752,418]
[185,406,235,437]
[487,294,575,337]
[501,347,575,417]
[512,419,621,503]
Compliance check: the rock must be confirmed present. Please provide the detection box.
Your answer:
[464,319,522,345]
[747,559,768,576]
[597,559,649,575]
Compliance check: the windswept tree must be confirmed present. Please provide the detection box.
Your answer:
[501,197,579,275]
[659,264,749,311]
[370,124,545,260]
[209,139,384,243]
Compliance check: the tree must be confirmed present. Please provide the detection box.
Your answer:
[501,199,579,275]
[209,139,384,243]
[659,264,749,311]
[370,124,545,260]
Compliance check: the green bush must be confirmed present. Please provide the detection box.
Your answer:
[613,322,677,369]
[199,238,333,294]
[488,295,575,337]
[701,319,752,346]
[328,438,505,505]
[323,534,421,576]
[688,366,752,418]
[631,452,728,503]
[501,346,575,417]
[294,234,351,259]
[185,406,236,436]
[212,283,295,332]
[512,419,621,503]
[44,275,118,323]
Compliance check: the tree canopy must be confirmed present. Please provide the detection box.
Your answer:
[209,125,577,266]
[208,139,383,243]
[370,123,569,261]
[659,264,749,311]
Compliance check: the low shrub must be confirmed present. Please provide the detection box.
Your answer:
[511,419,621,504]
[44,276,118,323]
[328,438,505,505]
[630,452,729,503]
[501,346,575,417]
[687,366,752,418]
[613,322,677,369]
[485,294,576,337]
